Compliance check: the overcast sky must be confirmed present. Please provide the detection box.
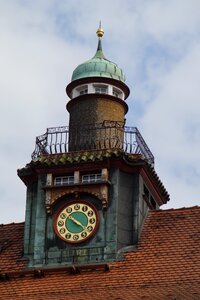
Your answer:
[1,0,200,224]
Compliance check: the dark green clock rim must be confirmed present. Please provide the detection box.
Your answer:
[53,200,99,244]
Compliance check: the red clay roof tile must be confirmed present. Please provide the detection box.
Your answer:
[0,206,199,299]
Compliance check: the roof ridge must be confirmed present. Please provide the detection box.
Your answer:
[0,221,25,227]
[151,205,200,213]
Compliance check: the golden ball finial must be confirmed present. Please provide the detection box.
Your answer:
[96,21,104,38]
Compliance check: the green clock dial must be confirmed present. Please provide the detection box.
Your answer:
[54,201,99,243]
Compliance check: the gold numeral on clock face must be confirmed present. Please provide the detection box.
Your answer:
[87,226,93,232]
[81,231,87,238]
[82,205,88,212]
[58,220,64,226]
[89,218,95,224]
[66,207,72,213]
[74,204,80,210]
[73,235,79,240]
[60,213,66,219]
[65,233,71,239]
[88,210,94,217]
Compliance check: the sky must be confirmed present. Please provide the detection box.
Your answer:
[0,0,200,223]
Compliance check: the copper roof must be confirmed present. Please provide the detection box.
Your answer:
[0,206,199,299]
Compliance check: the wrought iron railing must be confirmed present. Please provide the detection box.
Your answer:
[31,125,154,165]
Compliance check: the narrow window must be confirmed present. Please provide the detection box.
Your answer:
[54,176,74,186]
[144,185,150,199]
[150,196,157,209]
[79,88,88,95]
[82,173,102,183]
[113,87,122,98]
[94,85,108,94]
[143,184,157,210]
[55,177,62,186]
[78,85,88,96]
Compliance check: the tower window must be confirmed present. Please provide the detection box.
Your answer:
[79,87,88,95]
[150,196,157,209]
[54,176,74,186]
[113,88,122,98]
[82,173,102,183]
[94,85,108,94]
[144,185,150,199]
[143,184,157,210]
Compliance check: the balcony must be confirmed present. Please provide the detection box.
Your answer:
[31,124,154,165]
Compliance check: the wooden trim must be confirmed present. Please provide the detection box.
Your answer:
[140,168,164,206]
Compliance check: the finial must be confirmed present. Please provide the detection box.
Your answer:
[96,21,104,39]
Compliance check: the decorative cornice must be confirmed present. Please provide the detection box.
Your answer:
[18,149,169,205]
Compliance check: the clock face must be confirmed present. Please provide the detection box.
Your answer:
[54,201,99,244]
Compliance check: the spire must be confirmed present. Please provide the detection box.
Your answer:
[93,21,105,59]
[96,21,104,39]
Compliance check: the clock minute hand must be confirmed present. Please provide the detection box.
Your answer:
[69,215,85,230]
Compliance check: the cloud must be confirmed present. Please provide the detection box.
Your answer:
[0,0,200,223]
[139,39,200,208]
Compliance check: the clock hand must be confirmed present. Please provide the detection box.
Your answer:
[68,215,86,230]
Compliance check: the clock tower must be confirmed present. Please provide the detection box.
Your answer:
[18,26,169,268]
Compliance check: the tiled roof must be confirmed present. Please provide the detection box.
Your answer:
[0,206,200,299]
[22,149,142,167]
[0,222,26,272]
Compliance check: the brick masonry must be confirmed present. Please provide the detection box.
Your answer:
[68,96,127,151]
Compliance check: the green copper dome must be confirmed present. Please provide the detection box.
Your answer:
[71,38,125,82]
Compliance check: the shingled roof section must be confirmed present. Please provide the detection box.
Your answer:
[0,222,26,273]
[0,206,200,299]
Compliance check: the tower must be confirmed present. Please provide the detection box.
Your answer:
[18,26,169,268]
[66,26,129,152]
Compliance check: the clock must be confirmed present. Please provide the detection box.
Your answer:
[54,201,99,244]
